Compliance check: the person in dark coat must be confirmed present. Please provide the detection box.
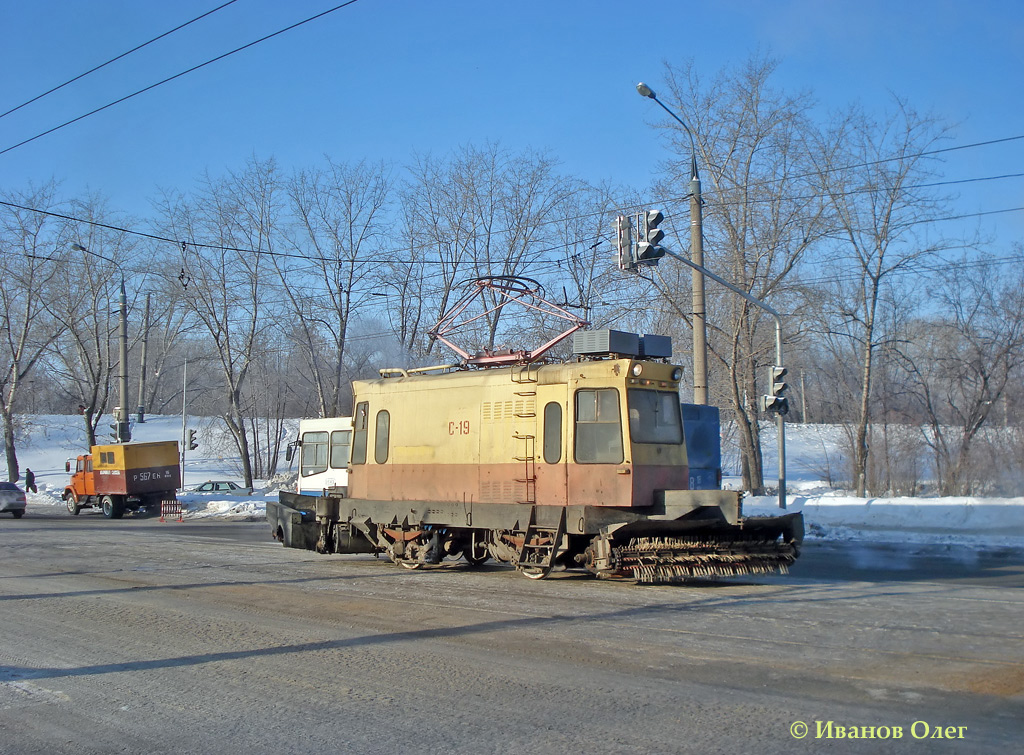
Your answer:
[25,468,37,493]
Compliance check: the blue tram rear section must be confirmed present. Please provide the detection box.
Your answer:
[682,403,722,490]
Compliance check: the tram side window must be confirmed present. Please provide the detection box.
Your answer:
[330,430,351,468]
[543,402,562,464]
[374,411,390,464]
[352,402,369,465]
[574,389,623,464]
[300,432,329,477]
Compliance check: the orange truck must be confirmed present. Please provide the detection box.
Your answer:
[63,440,181,518]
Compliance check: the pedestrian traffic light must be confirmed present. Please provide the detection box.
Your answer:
[636,209,666,265]
[760,366,789,415]
[188,429,199,450]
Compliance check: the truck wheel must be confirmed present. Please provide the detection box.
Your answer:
[12,510,24,519]
[101,495,124,519]
[66,494,81,516]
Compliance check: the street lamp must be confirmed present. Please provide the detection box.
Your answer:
[72,243,131,443]
[636,82,708,407]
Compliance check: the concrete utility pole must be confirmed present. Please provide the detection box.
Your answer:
[637,82,708,405]
[180,358,187,489]
[73,243,130,442]
[116,276,131,443]
[137,293,150,423]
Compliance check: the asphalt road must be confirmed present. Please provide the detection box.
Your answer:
[1,509,1022,753]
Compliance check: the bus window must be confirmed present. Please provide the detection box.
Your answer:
[330,430,351,468]
[300,432,329,477]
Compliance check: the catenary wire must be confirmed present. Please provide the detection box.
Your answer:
[0,0,363,158]
[2,166,1022,268]
[0,0,241,121]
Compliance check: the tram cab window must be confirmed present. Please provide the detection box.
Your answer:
[352,402,369,465]
[628,390,683,444]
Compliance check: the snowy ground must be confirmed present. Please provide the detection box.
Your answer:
[7,414,1024,549]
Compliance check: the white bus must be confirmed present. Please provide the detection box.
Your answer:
[288,417,352,496]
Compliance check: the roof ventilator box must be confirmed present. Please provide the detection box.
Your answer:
[573,329,640,357]
[574,329,678,359]
[639,334,672,359]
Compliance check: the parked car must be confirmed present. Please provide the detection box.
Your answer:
[191,480,252,496]
[0,482,27,518]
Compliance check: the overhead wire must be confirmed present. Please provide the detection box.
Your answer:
[0,0,241,121]
[0,0,364,158]
[2,165,1022,270]
[0,0,1019,258]
[0,196,615,268]
[2,125,1023,318]
[2,201,1020,319]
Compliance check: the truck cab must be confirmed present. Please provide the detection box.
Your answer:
[67,455,97,499]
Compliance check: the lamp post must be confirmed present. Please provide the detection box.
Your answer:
[637,82,707,406]
[72,243,131,443]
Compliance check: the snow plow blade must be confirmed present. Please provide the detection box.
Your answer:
[592,512,803,583]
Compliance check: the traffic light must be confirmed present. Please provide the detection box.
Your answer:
[110,420,130,442]
[760,366,789,415]
[615,215,635,271]
[636,209,666,265]
[188,429,199,451]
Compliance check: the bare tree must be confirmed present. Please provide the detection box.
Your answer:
[898,253,1024,495]
[242,345,290,479]
[0,185,67,478]
[142,288,200,415]
[398,151,475,356]
[154,157,281,486]
[811,98,956,496]
[462,145,576,348]
[380,204,430,353]
[278,158,391,417]
[44,197,137,447]
[656,56,829,493]
[531,182,638,337]
[396,144,585,357]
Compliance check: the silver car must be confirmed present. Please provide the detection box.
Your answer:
[192,480,253,496]
[0,482,27,518]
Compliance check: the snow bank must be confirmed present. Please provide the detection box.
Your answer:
[745,495,1024,549]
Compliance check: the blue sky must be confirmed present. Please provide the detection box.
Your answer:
[1,0,1022,249]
